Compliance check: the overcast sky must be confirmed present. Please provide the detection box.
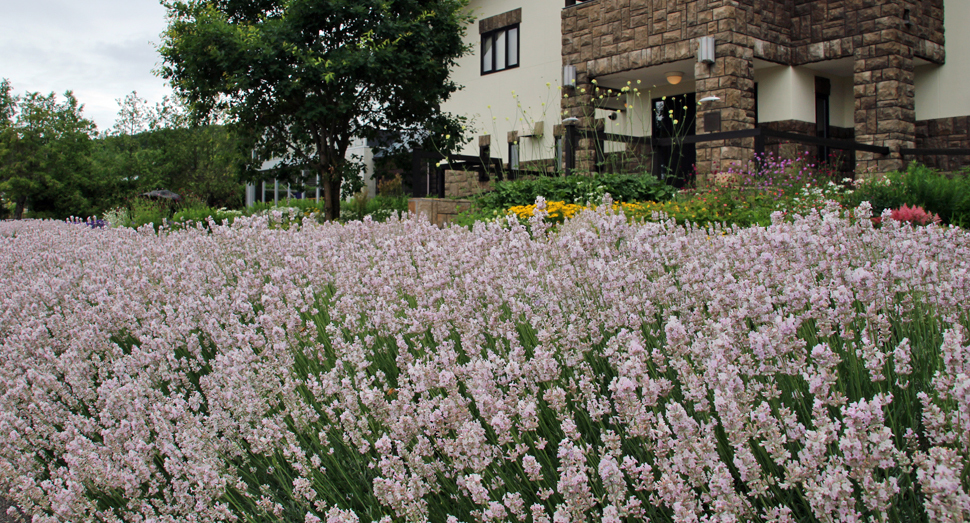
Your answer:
[0,0,173,132]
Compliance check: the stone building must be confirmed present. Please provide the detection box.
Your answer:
[441,0,970,185]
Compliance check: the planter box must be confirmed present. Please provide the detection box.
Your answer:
[408,198,473,228]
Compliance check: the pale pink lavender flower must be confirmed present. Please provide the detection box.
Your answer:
[1,202,969,521]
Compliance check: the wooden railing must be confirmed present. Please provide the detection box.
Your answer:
[901,148,970,157]
[565,127,893,177]
[412,130,970,197]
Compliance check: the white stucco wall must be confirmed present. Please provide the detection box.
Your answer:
[915,1,970,120]
[613,82,698,138]
[442,0,564,164]
[814,74,856,130]
[834,76,854,129]
[345,137,377,198]
[754,64,853,128]
[755,65,814,124]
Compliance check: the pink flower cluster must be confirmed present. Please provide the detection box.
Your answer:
[0,202,969,522]
[889,204,942,226]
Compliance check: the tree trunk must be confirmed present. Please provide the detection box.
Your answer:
[320,173,343,222]
[321,175,335,221]
[327,176,341,222]
[13,197,26,220]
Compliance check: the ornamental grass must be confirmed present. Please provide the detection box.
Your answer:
[1,201,970,522]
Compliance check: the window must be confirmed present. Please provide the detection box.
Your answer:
[482,25,519,75]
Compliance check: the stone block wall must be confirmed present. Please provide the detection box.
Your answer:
[741,0,793,53]
[559,0,922,87]
[790,0,944,63]
[853,28,916,175]
[562,0,952,178]
[916,116,970,172]
[562,0,761,176]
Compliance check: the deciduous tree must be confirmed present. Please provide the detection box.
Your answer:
[0,81,96,219]
[158,0,472,220]
[93,93,246,210]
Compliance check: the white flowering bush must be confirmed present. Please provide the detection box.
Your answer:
[1,202,970,522]
[100,206,131,228]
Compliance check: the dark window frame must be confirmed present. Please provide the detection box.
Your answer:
[753,82,759,127]
[481,24,520,75]
[816,76,831,162]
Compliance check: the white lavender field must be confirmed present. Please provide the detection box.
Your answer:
[1,202,969,522]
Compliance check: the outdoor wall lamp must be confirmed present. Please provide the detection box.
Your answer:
[666,71,684,85]
[699,96,721,103]
[698,36,716,64]
[563,65,577,88]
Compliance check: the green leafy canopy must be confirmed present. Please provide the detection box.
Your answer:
[0,81,97,219]
[158,0,473,219]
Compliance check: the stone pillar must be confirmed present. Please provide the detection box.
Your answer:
[853,24,916,177]
[694,5,757,183]
[560,77,599,173]
[561,1,606,175]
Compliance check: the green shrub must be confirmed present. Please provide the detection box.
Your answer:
[128,198,171,229]
[171,206,243,228]
[339,194,409,222]
[366,194,409,221]
[376,174,404,197]
[843,163,970,226]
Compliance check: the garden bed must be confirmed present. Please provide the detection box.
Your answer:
[1,205,969,521]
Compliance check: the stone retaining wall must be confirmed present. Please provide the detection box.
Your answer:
[408,198,473,228]
[444,170,492,199]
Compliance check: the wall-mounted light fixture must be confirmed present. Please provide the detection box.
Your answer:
[563,65,577,88]
[666,71,684,85]
[699,96,721,103]
[698,36,715,64]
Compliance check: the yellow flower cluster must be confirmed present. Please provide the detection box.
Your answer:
[622,200,687,216]
[507,201,588,220]
[508,201,654,220]
[621,200,719,222]
[505,200,714,224]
